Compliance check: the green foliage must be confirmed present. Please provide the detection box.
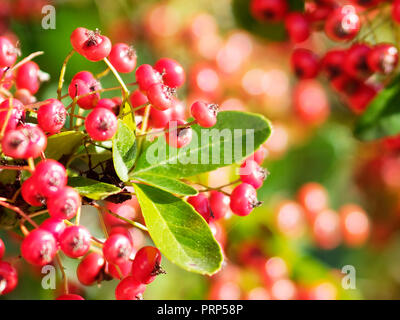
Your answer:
[45,131,85,160]
[68,176,121,200]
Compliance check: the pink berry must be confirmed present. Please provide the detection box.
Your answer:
[115,276,146,300]
[324,5,360,42]
[40,218,66,242]
[21,177,46,206]
[209,191,230,221]
[0,36,18,68]
[135,64,162,93]
[191,101,219,128]
[0,98,25,133]
[250,0,288,22]
[85,107,118,141]
[188,193,211,222]
[47,186,81,220]
[284,12,310,43]
[1,128,29,159]
[109,43,137,73]
[230,183,262,216]
[240,159,268,189]
[147,83,175,111]
[130,89,149,110]
[59,225,91,258]
[103,234,133,265]
[77,252,105,286]
[96,98,118,111]
[71,28,111,61]
[37,99,66,133]
[154,58,185,88]
[247,146,267,165]
[20,124,47,159]
[131,246,163,284]
[33,159,67,198]
[21,229,57,266]
[291,48,320,79]
[68,71,101,109]
[70,27,89,54]
[0,261,18,295]
[16,61,40,94]
[164,120,193,148]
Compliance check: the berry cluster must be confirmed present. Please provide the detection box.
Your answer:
[275,182,370,249]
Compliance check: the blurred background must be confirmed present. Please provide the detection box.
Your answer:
[1,0,400,300]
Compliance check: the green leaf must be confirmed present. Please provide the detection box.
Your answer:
[232,0,304,41]
[45,131,85,160]
[133,111,271,178]
[68,176,121,200]
[133,183,223,275]
[130,173,198,196]
[354,74,400,141]
[112,120,137,182]
[120,101,136,132]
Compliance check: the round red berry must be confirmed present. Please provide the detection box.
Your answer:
[96,98,118,111]
[291,48,320,79]
[85,107,118,141]
[164,120,193,148]
[20,124,47,159]
[154,58,185,88]
[367,43,399,74]
[191,101,219,128]
[284,12,310,43]
[188,193,211,222]
[68,71,101,109]
[240,159,268,189]
[21,177,46,207]
[109,43,137,73]
[321,49,347,80]
[0,261,18,295]
[40,218,66,242]
[77,252,105,286]
[147,83,175,111]
[37,99,66,133]
[115,276,146,300]
[250,0,288,22]
[131,246,163,284]
[59,225,91,258]
[130,89,149,111]
[71,28,111,61]
[16,61,40,94]
[0,98,25,133]
[1,128,29,159]
[344,43,372,79]
[21,229,57,266]
[33,160,67,198]
[47,186,81,220]
[103,234,133,265]
[230,183,262,216]
[135,64,162,93]
[209,191,230,221]
[0,36,18,68]
[324,5,360,42]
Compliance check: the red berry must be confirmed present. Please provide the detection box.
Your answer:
[68,71,101,109]
[240,159,268,189]
[47,187,81,220]
[188,193,211,222]
[0,238,4,260]
[16,61,41,94]
[312,209,341,249]
[191,101,219,128]
[154,58,185,88]
[56,294,85,300]
[109,43,137,73]
[104,199,139,228]
[59,225,91,258]
[1,128,29,159]
[284,12,310,43]
[324,5,360,42]
[393,0,400,23]
[250,0,288,22]
[0,98,25,133]
[0,261,18,295]
[103,234,133,265]
[147,83,175,111]
[96,98,118,111]
[0,36,18,68]
[291,48,320,79]
[106,259,133,280]
[37,99,66,133]
[21,229,57,266]
[21,177,46,206]
[230,183,262,216]
[306,1,337,23]
[115,276,146,300]
[77,252,105,286]
[85,107,118,141]
[71,28,111,61]
[149,99,186,128]
[209,191,230,221]
[130,89,149,110]
[247,146,267,165]
[347,82,377,114]
[33,160,67,198]
[367,43,399,74]
[22,124,47,159]
[297,182,329,222]
[131,246,163,284]
[321,49,347,80]
[164,120,193,148]
[40,218,66,242]
[343,43,372,79]
[339,204,370,247]
[135,64,162,93]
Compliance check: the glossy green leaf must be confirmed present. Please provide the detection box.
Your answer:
[133,183,223,275]
[354,74,400,141]
[232,0,304,41]
[120,101,136,132]
[113,120,137,182]
[133,111,271,178]
[45,131,85,160]
[130,173,198,196]
[68,176,121,200]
